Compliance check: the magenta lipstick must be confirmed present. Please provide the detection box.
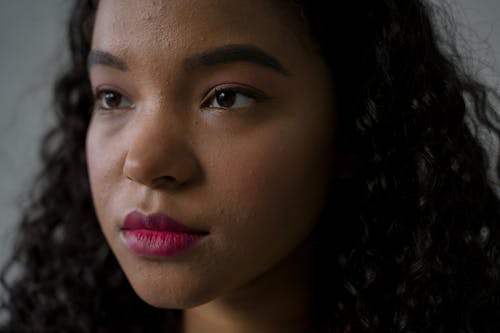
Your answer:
[121,211,207,258]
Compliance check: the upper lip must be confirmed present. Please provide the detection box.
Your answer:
[122,210,207,235]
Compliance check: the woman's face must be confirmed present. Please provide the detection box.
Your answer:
[87,0,336,308]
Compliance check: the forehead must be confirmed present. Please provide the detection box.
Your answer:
[92,0,308,64]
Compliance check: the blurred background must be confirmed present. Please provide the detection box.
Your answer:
[0,0,499,291]
[0,1,72,271]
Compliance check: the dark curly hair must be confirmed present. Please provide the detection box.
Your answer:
[1,0,499,332]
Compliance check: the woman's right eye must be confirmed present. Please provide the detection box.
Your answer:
[94,89,134,111]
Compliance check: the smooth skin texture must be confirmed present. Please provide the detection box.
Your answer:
[86,0,336,332]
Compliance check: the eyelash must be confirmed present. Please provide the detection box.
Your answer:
[92,85,268,113]
[93,88,134,113]
[201,85,268,110]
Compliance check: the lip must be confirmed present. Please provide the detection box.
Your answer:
[121,211,207,258]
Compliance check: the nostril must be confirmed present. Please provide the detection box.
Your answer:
[152,175,178,188]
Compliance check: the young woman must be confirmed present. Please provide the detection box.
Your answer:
[1,0,499,332]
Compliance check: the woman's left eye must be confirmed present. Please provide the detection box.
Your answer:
[202,87,265,110]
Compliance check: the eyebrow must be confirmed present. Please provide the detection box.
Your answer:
[87,44,290,76]
[87,49,128,71]
[183,44,290,76]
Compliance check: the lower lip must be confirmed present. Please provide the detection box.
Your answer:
[122,230,204,258]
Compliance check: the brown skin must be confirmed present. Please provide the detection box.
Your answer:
[86,0,336,332]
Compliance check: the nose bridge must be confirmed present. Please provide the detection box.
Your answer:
[123,102,197,189]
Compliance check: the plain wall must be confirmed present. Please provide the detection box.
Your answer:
[0,0,499,292]
[0,1,71,272]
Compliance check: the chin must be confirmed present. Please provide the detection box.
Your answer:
[137,289,214,310]
[124,269,219,310]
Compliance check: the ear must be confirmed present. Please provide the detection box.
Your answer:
[334,152,361,180]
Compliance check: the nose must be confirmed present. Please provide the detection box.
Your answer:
[122,109,200,190]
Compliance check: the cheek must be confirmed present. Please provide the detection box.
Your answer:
[185,117,334,301]
[206,119,334,253]
[85,121,124,225]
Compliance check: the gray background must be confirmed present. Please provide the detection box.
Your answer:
[0,0,499,281]
[0,1,72,270]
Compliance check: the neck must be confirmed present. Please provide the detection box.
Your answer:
[181,241,322,333]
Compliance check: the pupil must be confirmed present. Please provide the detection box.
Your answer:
[104,92,120,107]
[216,91,235,108]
